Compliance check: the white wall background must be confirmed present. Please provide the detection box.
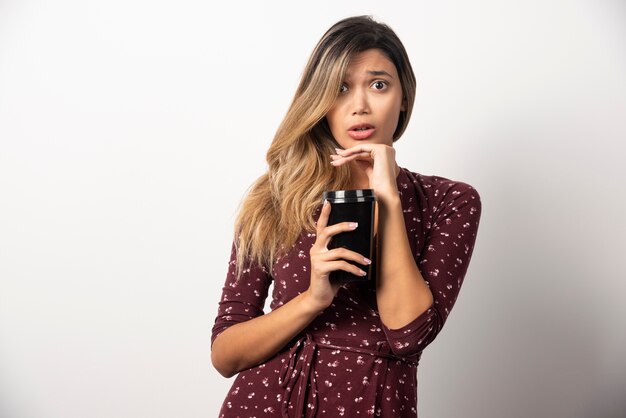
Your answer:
[1,0,625,417]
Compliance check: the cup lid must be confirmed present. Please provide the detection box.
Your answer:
[322,189,376,202]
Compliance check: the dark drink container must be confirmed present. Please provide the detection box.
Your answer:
[322,189,377,282]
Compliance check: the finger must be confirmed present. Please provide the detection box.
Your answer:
[329,154,353,164]
[352,151,374,160]
[315,200,331,235]
[322,260,367,277]
[320,247,372,266]
[336,146,370,154]
[317,221,358,248]
[330,157,348,166]
[330,153,372,166]
[334,148,372,158]
[336,145,374,156]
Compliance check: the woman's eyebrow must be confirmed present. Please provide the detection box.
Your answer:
[367,70,393,78]
[344,69,394,81]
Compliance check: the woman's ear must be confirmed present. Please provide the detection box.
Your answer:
[401,97,407,112]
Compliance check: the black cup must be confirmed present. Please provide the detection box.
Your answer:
[322,189,377,282]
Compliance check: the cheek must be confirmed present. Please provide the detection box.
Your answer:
[381,100,403,125]
[389,95,404,112]
[325,109,341,132]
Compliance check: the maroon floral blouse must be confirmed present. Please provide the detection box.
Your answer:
[211,167,482,417]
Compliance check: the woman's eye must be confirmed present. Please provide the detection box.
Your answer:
[339,84,348,93]
[372,81,387,90]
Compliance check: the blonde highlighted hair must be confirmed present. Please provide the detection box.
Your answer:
[233,16,417,280]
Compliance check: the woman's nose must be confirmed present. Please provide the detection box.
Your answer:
[351,89,370,115]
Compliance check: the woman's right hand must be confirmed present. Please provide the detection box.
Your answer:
[306,200,372,311]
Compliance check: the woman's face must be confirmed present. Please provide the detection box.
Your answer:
[326,48,405,150]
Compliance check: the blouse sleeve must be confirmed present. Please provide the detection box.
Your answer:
[210,240,273,348]
[382,181,482,357]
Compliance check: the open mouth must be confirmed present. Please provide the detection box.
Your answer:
[348,124,375,140]
[349,124,374,131]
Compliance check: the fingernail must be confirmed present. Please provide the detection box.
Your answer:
[323,199,329,207]
[359,269,367,276]
[335,148,343,153]
[363,257,371,265]
[348,222,358,229]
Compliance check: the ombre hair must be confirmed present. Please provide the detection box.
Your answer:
[233,15,417,280]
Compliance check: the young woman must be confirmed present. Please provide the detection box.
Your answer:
[211,15,482,417]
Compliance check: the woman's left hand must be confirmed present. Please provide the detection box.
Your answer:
[330,144,400,201]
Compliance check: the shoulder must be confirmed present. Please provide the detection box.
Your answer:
[399,166,481,203]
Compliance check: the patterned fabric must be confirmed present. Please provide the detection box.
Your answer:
[211,167,482,417]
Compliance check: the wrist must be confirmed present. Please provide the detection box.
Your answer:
[377,192,401,208]
[301,289,328,316]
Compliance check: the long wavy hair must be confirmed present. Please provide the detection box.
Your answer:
[233,15,417,280]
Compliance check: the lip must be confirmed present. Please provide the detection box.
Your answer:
[347,123,375,140]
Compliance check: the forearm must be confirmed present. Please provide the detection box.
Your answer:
[376,195,434,329]
[211,290,322,378]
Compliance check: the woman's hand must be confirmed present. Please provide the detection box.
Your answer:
[330,144,400,201]
[305,200,372,311]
